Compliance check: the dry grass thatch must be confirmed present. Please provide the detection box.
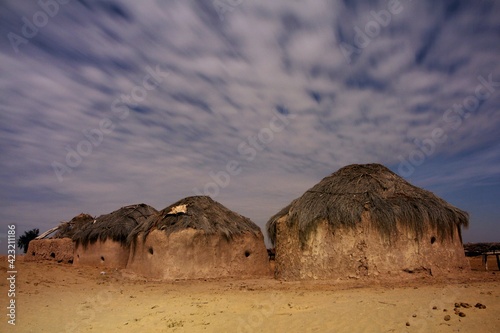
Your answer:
[53,213,94,239]
[73,204,157,247]
[128,196,261,248]
[267,163,469,245]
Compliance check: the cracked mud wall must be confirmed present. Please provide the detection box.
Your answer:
[275,214,469,280]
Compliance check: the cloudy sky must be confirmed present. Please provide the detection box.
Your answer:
[1,0,499,249]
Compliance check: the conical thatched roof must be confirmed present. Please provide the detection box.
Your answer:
[54,213,94,239]
[128,196,262,246]
[73,203,158,247]
[267,163,469,245]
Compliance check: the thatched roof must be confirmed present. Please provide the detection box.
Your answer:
[73,203,157,247]
[54,213,95,238]
[267,163,469,245]
[128,196,261,246]
[36,213,94,240]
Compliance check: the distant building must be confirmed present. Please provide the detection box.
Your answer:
[26,213,94,263]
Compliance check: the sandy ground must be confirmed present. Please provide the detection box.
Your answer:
[1,256,499,333]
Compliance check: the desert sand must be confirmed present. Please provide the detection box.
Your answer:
[1,255,499,333]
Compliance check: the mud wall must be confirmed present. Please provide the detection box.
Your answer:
[127,229,271,280]
[73,239,130,269]
[275,215,469,280]
[25,238,74,263]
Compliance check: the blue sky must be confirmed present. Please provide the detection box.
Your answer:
[1,0,499,250]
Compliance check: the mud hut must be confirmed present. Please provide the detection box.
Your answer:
[267,163,470,280]
[73,204,157,268]
[25,213,94,263]
[127,196,271,280]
